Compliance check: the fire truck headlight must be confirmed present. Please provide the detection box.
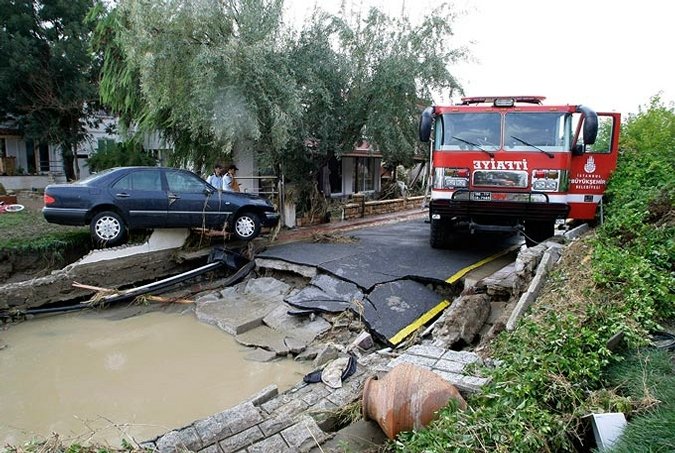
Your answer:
[545,180,558,190]
[444,177,468,188]
[533,180,547,190]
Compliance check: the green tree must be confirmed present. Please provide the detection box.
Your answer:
[0,0,99,181]
[92,0,299,172]
[93,0,466,200]
[333,6,465,167]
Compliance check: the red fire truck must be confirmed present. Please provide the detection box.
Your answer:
[419,96,621,247]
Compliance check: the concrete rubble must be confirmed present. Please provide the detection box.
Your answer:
[143,231,577,452]
[1,208,584,451]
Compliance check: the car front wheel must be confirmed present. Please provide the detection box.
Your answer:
[232,212,261,241]
[91,211,127,247]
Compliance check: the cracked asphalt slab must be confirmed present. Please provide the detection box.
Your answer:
[260,217,522,346]
[260,217,522,288]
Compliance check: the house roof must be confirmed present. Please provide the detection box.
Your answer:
[342,140,383,158]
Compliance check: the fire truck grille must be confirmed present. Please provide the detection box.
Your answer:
[430,199,569,222]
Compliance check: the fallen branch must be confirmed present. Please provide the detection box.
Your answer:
[137,294,194,304]
[72,281,118,294]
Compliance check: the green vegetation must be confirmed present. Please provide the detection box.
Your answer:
[87,140,157,172]
[0,210,89,253]
[604,348,675,452]
[0,0,99,181]
[396,96,674,452]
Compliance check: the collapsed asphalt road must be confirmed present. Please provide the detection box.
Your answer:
[258,217,522,346]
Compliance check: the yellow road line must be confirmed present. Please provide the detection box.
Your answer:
[388,299,451,346]
[387,243,521,346]
[445,244,521,284]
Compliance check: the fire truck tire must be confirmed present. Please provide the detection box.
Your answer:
[430,219,452,249]
[524,220,555,247]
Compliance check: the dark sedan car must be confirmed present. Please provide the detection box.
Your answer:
[43,166,280,247]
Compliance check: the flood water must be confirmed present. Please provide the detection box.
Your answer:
[0,307,310,447]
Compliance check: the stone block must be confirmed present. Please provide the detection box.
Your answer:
[246,434,290,453]
[156,427,202,453]
[325,383,361,407]
[440,350,483,365]
[218,402,264,435]
[405,344,446,359]
[244,384,279,407]
[194,417,232,446]
[281,416,327,451]
[245,348,279,362]
[198,443,223,453]
[273,397,310,419]
[218,426,264,453]
[433,359,466,374]
[387,354,437,369]
[259,414,296,437]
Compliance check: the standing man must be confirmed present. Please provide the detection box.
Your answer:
[223,164,240,192]
[206,163,225,191]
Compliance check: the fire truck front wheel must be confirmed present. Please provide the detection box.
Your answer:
[524,220,555,247]
[430,219,454,249]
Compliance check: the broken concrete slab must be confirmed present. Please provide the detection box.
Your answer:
[263,304,331,344]
[236,325,293,355]
[362,280,450,347]
[432,293,491,347]
[285,274,364,313]
[255,258,318,278]
[246,348,279,363]
[195,277,291,335]
[77,229,190,265]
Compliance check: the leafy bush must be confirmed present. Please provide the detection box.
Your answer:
[593,95,675,326]
[87,140,157,172]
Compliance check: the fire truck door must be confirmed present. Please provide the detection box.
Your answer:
[568,112,621,219]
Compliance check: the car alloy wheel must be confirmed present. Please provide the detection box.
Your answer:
[95,215,121,240]
[233,212,261,240]
[91,211,127,247]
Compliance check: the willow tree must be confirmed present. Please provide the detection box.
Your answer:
[92,0,467,179]
[91,0,300,172]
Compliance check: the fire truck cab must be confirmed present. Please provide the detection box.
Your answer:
[419,96,621,248]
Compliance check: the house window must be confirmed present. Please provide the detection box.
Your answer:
[353,157,376,193]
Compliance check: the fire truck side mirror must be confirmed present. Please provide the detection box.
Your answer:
[576,105,599,145]
[419,107,433,142]
[572,144,585,156]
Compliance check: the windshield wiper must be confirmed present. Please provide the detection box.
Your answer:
[510,135,554,158]
[451,136,494,158]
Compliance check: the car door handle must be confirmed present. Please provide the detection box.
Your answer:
[116,193,131,198]
[168,194,180,200]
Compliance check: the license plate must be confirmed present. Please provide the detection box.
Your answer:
[472,192,491,201]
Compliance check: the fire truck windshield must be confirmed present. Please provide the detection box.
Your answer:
[504,112,571,153]
[435,111,572,153]
[436,113,500,152]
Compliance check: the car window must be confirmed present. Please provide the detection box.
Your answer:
[112,170,162,191]
[166,170,208,193]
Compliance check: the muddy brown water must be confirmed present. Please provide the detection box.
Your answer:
[0,306,310,447]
